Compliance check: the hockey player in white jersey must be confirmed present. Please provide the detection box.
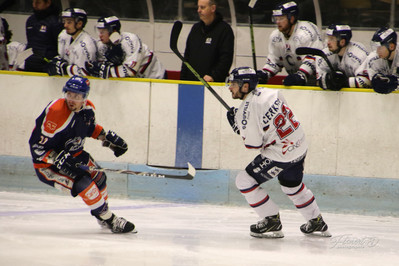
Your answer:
[257,1,323,86]
[226,67,330,238]
[86,16,166,79]
[356,27,399,94]
[317,24,370,91]
[47,8,97,77]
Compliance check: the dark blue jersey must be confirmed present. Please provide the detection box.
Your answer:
[29,98,103,168]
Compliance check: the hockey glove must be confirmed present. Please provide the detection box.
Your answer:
[53,150,86,178]
[47,56,68,76]
[283,71,307,86]
[85,61,112,79]
[320,71,348,91]
[371,73,398,94]
[226,107,240,135]
[256,70,271,84]
[105,44,125,65]
[102,130,128,157]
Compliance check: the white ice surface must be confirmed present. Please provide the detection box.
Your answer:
[0,191,398,266]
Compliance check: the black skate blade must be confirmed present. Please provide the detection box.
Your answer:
[303,230,331,237]
[250,230,284,239]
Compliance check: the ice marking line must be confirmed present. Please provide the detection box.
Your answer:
[0,203,189,217]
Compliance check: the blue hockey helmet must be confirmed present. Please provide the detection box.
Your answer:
[61,8,88,27]
[96,16,121,33]
[226,67,258,92]
[371,27,397,48]
[63,75,90,99]
[326,24,352,44]
[272,1,299,23]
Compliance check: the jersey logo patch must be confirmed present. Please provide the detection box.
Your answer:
[45,121,57,132]
[40,25,47,33]
[205,37,212,44]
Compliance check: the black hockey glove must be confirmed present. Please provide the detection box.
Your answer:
[371,73,398,94]
[283,71,307,86]
[53,150,86,178]
[102,130,128,157]
[256,70,271,84]
[226,107,240,135]
[320,71,349,91]
[47,56,68,76]
[85,61,112,79]
[105,44,125,65]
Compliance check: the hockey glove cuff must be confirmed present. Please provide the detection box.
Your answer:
[226,107,240,135]
[283,71,307,86]
[256,70,271,84]
[47,56,68,76]
[85,61,112,79]
[53,150,86,178]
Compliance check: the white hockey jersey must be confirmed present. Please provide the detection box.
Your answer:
[317,41,370,88]
[97,32,165,79]
[0,17,8,70]
[356,45,399,81]
[58,29,98,76]
[262,20,323,76]
[235,87,307,162]
[7,41,26,70]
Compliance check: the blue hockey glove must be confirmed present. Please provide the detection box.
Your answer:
[102,130,128,157]
[283,71,307,86]
[105,44,125,65]
[85,61,111,79]
[226,107,240,135]
[53,150,86,178]
[47,56,68,76]
[372,73,398,94]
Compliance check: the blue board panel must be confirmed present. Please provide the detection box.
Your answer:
[175,84,204,168]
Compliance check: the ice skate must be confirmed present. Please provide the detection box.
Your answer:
[96,217,111,229]
[250,213,284,238]
[300,214,331,237]
[104,214,137,234]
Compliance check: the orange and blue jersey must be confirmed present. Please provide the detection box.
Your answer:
[29,98,103,168]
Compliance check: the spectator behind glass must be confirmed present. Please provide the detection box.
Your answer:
[180,0,234,82]
[24,0,63,72]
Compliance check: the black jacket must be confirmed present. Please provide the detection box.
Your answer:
[180,12,234,82]
[25,4,63,60]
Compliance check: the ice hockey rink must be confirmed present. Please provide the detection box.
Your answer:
[0,191,398,266]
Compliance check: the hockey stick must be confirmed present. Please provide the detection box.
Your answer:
[78,162,196,180]
[170,21,230,111]
[14,48,33,69]
[296,47,335,73]
[248,0,258,70]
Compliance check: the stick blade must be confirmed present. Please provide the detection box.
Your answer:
[296,47,325,57]
[248,0,258,8]
[170,20,183,51]
[187,162,196,179]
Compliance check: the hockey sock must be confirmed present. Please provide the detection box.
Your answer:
[281,183,321,221]
[236,171,279,218]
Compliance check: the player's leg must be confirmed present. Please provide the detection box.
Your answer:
[34,165,135,234]
[278,158,330,237]
[236,155,283,238]
[77,153,136,233]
